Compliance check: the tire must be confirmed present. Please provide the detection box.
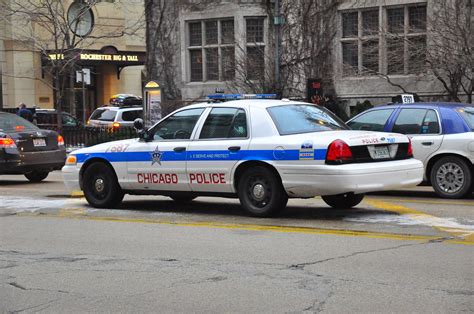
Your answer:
[170,195,196,203]
[82,162,124,208]
[24,171,49,183]
[237,166,288,217]
[321,193,364,209]
[430,156,472,199]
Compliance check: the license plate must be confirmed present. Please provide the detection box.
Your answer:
[33,138,46,147]
[373,146,390,159]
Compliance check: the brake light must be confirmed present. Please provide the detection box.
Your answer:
[57,135,64,146]
[112,122,120,129]
[0,137,17,148]
[15,125,25,131]
[407,138,413,158]
[326,139,353,164]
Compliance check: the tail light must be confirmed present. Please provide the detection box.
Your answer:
[407,138,413,158]
[0,137,17,148]
[326,139,353,164]
[57,135,64,146]
[112,122,120,129]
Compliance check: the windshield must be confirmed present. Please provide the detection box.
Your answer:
[267,104,348,135]
[457,107,474,131]
[90,109,117,121]
[0,113,39,132]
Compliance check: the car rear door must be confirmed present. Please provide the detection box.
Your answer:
[389,107,443,164]
[186,107,250,193]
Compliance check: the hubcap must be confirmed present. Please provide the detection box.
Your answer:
[95,178,105,193]
[252,184,265,201]
[436,162,464,193]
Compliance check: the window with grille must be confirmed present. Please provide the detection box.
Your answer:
[187,19,235,82]
[340,4,426,77]
[245,17,265,80]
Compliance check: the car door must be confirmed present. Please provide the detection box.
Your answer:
[390,108,443,164]
[186,107,250,193]
[125,107,205,191]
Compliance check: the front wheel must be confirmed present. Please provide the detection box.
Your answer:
[430,156,472,199]
[83,162,124,208]
[322,193,364,209]
[237,166,288,217]
[24,171,49,182]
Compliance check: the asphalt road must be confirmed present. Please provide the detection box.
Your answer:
[0,171,473,312]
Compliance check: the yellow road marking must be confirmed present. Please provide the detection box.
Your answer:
[16,211,472,246]
[365,199,474,244]
[369,197,474,207]
[70,191,84,198]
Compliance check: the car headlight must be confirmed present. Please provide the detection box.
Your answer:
[66,155,77,165]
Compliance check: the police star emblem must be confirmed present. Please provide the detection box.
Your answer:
[151,146,163,165]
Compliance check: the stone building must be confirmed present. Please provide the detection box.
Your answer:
[0,0,146,119]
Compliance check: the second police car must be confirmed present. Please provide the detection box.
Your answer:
[63,95,424,217]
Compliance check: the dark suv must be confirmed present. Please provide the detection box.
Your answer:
[35,109,82,129]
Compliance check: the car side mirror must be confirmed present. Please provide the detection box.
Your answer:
[133,118,148,140]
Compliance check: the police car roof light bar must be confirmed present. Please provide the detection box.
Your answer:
[207,93,277,101]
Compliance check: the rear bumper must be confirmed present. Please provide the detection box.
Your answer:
[280,159,424,197]
[0,149,66,174]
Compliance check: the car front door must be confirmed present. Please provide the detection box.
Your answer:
[186,107,250,193]
[125,108,205,191]
[390,108,443,164]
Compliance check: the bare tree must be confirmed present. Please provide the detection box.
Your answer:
[226,0,341,98]
[0,0,144,126]
[428,0,472,103]
[145,0,181,111]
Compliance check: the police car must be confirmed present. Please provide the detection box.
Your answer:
[63,94,423,217]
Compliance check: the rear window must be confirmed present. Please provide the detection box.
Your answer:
[0,113,39,132]
[267,104,348,135]
[121,109,142,122]
[90,109,117,121]
[457,107,474,131]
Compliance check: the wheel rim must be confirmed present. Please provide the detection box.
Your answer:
[435,162,465,194]
[89,174,109,200]
[246,175,271,208]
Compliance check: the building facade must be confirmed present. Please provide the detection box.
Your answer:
[0,0,146,119]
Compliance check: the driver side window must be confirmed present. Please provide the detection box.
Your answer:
[151,108,204,140]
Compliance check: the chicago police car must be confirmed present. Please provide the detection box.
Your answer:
[63,94,423,217]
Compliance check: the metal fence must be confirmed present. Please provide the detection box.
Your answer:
[56,127,138,151]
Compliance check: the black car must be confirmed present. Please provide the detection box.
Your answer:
[0,112,66,182]
[35,109,82,129]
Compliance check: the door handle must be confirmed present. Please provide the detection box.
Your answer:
[228,146,241,152]
[173,147,186,152]
[421,141,434,146]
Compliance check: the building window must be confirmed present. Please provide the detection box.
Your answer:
[340,4,426,77]
[246,17,265,80]
[386,5,427,75]
[188,19,235,82]
[341,9,379,76]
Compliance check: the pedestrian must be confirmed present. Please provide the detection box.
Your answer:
[323,94,339,116]
[17,103,34,122]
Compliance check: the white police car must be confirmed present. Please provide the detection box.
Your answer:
[63,94,423,217]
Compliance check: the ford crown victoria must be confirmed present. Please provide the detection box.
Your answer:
[347,102,474,198]
[63,97,423,217]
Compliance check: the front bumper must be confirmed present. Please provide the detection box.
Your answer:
[280,159,424,197]
[62,164,81,193]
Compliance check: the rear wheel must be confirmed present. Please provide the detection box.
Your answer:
[322,193,364,209]
[237,166,288,217]
[430,156,472,199]
[83,162,124,208]
[24,171,49,183]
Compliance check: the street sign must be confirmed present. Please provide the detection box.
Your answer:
[143,81,161,127]
[76,68,91,85]
[401,94,415,104]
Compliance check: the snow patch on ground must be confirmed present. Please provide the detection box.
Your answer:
[0,196,68,213]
